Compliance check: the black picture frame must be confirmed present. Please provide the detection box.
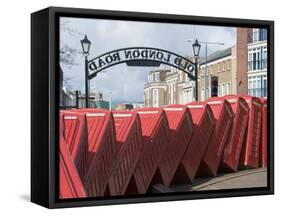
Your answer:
[31,6,274,208]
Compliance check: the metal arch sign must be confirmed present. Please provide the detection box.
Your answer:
[87,47,196,80]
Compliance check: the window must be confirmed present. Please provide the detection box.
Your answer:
[187,90,192,102]
[257,52,260,69]
[154,72,160,81]
[199,67,204,76]
[201,88,205,100]
[262,48,267,69]
[148,74,152,83]
[169,81,176,104]
[253,79,257,96]
[221,83,226,96]
[263,76,267,97]
[252,28,267,42]
[257,76,261,89]
[260,28,267,41]
[253,53,257,70]
[249,47,266,71]
[253,79,256,88]
[248,79,251,96]
[247,75,267,97]
[180,72,183,81]
[249,80,253,89]
[248,53,253,71]
[146,91,150,100]
[173,82,176,103]
[183,91,187,104]
[248,76,261,97]
[152,89,159,107]
[202,66,208,76]
[218,85,221,96]
[225,83,230,95]
[227,60,231,70]
[179,92,183,104]
[253,29,259,42]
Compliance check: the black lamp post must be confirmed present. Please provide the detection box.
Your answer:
[192,39,201,101]
[80,35,91,108]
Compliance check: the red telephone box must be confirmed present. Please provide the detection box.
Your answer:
[260,98,267,168]
[157,104,193,186]
[59,133,86,199]
[60,111,88,184]
[198,97,234,177]
[220,95,249,172]
[74,109,117,197]
[239,96,263,169]
[174,102,215,183]
[131,108,170,194]
[107,111,143,196]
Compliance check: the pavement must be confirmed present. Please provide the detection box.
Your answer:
[152,168,267,193]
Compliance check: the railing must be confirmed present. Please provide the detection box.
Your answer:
[248,88,267,97]
[248,59,267,71]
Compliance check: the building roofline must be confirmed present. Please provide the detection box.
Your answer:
[199,46,234,65]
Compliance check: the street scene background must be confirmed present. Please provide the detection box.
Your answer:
[59,17,268,109]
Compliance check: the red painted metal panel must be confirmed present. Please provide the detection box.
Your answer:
[74,108,117,197]
[131,108,170,194]
[107,111,143,196]
[220,95,249,172]
[198,98,234,177]
[158,104,193,186]
[260,98,267,168]
[174,102,215,183]
[59,133,86,199]
[59,111,88,184]
[239,96,263,169]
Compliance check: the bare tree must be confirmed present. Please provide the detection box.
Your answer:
[60,20,84,89]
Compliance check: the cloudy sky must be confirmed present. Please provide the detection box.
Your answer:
[60,17,236,103]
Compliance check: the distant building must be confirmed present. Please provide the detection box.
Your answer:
[198,47,235,101]
[60,66,77,108]
[115,103,134,110]
[144,69,170,107]
[144,65,195,107]
[167,68,195,104]
[60,66,110,109]
[93,100,110,109]
[89,91,104,101]
[247,28,267,98]
[131,102,145,109]
[79,91,110,109]
[61,87,77,108]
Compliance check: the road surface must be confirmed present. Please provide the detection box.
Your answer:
[152,168,267,193]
